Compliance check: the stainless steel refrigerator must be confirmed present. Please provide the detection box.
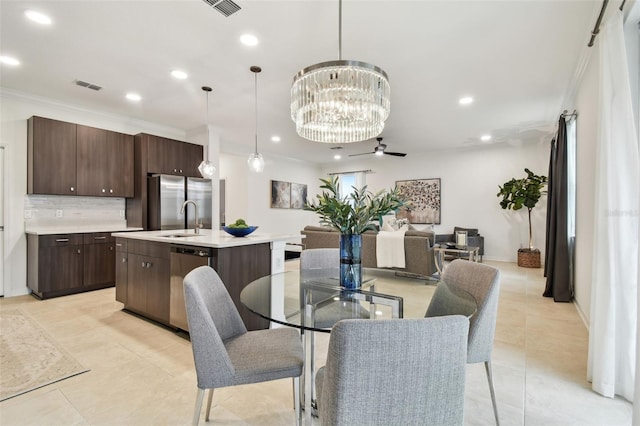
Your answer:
[148,175,212,230]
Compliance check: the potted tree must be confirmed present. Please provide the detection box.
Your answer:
[497,168,548,268]
[305,176,406,288]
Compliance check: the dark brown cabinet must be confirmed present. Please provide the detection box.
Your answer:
[115,238,128,303]
[27,116,134,198]
[28,116,77,195]
[126,133,204,229]
[27,233,115,299]
[124,241,170,324]
[114,238,270,331]
[77,125,134,197]
[143,133,203,177]
[83,233,115,287]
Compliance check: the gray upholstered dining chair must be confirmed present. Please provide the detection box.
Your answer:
[425,259,501,425]
[315,317,469,425]
[183,266,304,426]
[300,248,369,327]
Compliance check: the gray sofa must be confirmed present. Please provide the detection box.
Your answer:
[300,226,437,277]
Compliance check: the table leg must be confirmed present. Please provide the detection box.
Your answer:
[435,250,444,275]
[304,299,313,425]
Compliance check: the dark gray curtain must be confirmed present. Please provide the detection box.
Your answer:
[543,116,572,302]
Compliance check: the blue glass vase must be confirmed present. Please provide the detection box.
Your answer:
[340,233,362,289]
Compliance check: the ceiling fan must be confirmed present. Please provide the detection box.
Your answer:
[349,137,407,157]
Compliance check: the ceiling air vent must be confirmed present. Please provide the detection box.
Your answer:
[74,79,102,91]
[202,0,241,17]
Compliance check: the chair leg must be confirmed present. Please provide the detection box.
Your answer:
[205,388,214,422]
[293,376,301,426]
[484,361,500,426]
[192,388,205,426]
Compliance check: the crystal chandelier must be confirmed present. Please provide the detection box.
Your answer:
[198,86,216,178]
[290,0,390,144]
[248,66,265,173]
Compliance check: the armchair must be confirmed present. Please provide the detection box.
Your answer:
[436,226,485,261]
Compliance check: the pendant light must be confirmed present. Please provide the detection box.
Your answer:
[198,86,216,178]
[290,0,390,144]
[248,66,265,173]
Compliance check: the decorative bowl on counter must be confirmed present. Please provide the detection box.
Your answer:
[222,226,258,237]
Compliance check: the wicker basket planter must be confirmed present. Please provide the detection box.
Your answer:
[517,248,541,268]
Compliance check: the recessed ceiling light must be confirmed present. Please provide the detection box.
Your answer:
[25,10,52,25]
[126,93,142,102]
[271,136,281,143]
[240,34,258,46]
[0,56,20,66]
[480,134,492,142]
[459,96,474,105]
[171,70,188,80]
[334,154,341,160]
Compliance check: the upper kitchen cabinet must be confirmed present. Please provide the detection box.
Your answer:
[141,133,203,177]
[28,116,78,195]
[126,133,203,229]
[77,125,134,197]
[27,116,134,197]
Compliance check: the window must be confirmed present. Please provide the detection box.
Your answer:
[335,172,366,201]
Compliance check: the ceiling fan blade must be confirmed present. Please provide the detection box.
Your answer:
[348,152,375,157]
[384,151,407,157]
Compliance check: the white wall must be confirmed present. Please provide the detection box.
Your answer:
[219,152,321,240]
[0,90,187,297]
[320,141,550,262]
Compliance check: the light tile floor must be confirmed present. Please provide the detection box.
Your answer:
[0,260,632,425]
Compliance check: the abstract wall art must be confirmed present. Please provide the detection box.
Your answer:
[395,178,441,224]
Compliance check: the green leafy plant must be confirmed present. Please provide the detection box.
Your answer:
[497,168,548,251]
[305,176,407,235]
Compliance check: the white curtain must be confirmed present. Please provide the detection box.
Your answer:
[587,10,640,402]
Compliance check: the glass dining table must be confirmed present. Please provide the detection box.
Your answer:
[240,268,477,424]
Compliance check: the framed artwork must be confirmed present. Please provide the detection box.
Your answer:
[271,180,291,209]
[395,178,441,224]
[290,183,308,209]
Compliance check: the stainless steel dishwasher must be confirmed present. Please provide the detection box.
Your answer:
[170,245,214,331]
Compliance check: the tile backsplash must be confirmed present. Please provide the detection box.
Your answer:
[25,195,126,228]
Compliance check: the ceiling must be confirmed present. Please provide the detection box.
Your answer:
[0,0,601,164]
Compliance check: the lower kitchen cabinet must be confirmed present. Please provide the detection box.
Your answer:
[27,232,115,299]
[83,233,115,287]
[114,237,270,331]
[115,239,128,303]
[123,241,170,324]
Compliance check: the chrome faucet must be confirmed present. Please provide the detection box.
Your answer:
[180,200,200,234]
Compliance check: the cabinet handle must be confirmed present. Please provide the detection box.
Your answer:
[141,262,146,268]
[109,189,113,194]
[146,262,152,268]
[94,236,107,240]
[70,187,75,192]
[179,169,183,173]
[110,246,113,251]
[102,189,106,193]
[77,249,81,254]
[55,238,69,242]
[173,168,177,173]
[116,243,123,247]
[122,257,127,263]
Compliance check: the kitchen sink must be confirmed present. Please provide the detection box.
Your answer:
[162,233,206,238]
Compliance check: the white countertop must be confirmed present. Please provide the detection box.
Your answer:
[26,225,144,235]
[111,229,300,248]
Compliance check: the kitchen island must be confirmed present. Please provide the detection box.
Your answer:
[111,229,298,331]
